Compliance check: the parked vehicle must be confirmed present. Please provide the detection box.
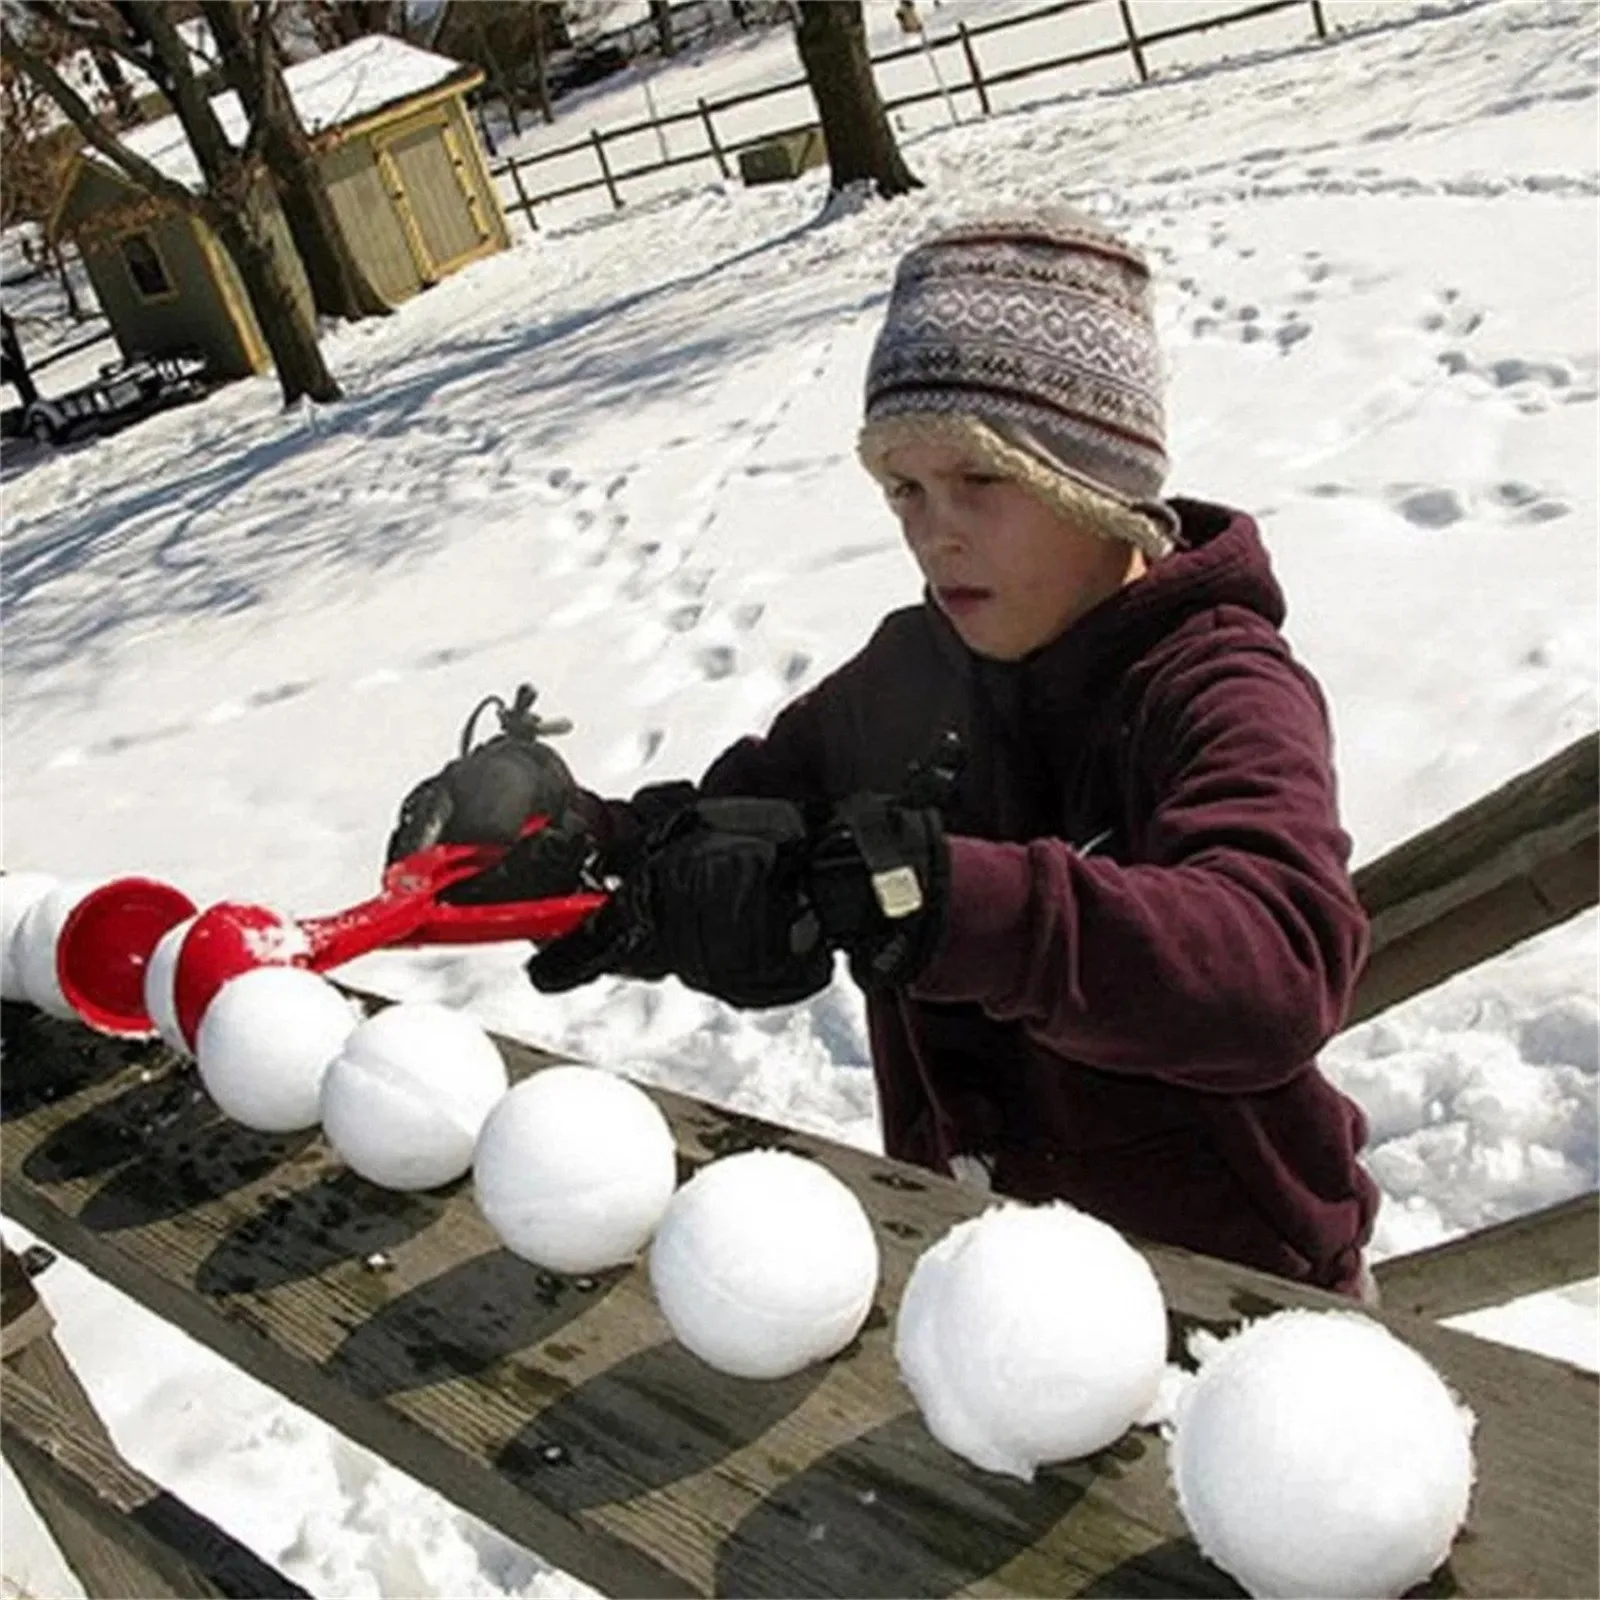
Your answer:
[9,349,212,447]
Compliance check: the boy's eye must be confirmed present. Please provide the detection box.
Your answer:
[962,471,1004,487]
[886,478,921,503]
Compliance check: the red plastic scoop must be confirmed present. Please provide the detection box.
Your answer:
[57,818,606,1045]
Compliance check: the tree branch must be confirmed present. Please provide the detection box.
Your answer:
[1,17,201,216]
[23,0,162,85]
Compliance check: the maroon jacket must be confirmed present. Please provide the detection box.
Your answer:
[698,499,1379,1294]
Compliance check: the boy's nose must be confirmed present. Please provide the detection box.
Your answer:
[914,498,971,555]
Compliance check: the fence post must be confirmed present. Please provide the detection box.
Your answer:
[1117,0,1149,83]
[591,127,623,208]
[505,155,537,233]
[699,97,731,179]
[957,22,992,117]
[1308,0,1328,39]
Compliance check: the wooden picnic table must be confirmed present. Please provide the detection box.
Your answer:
[2,996,1594,1599]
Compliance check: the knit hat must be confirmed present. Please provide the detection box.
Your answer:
[858,208,1178,558]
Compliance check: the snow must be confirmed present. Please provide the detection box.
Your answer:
[194,965,359,1132]
[80,36,477,193]
[320,1001,508,1191]
[472,1064,678,1272]
[895,1203,1169,1480]
[1169,1310,1476,1598]
[2,0,1595,1592]
[649,1149,880,1378]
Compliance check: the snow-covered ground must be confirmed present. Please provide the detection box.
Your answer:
[2,0,1596,1593]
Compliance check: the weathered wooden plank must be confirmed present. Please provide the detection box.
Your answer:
[2,1346,309,1599]
[1350,733,1598,1024]
[1374,1192,1599,1321]
[2,1000,1595,1598]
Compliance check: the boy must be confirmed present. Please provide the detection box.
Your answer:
[389,210,1379,1297]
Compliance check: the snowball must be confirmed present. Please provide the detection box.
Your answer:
[1170,1309,1476,1599]
[474,1065,676,1273]
[143,914,198,1057]
[321,1003,508,1191]
[649,1149,879,1380]
[196,965,359,1133]
[11,880,94,1019]
[894,1203,1168,1480]
[1,873,57,1002]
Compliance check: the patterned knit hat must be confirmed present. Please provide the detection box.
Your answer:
[858,208,1178,558]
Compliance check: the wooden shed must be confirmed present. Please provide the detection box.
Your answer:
[49,37,511,380]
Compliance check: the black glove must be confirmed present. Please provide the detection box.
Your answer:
[526,797,833,1009]
[442,779,699,909]
[809,793,948,990]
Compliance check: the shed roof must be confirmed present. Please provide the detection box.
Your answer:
[87,35,478,193]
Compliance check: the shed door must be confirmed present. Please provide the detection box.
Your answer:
[381,122,490,280]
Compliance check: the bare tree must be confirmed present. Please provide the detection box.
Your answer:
[0,53,90,317]
[648,0,674,58]
[793,1,919,200]
[87,38,139,123]
[199,0,390,320]
[304,0,396,48]
[5,2,340,403]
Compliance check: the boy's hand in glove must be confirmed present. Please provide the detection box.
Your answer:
[808,794,949,990]
[526,798,832,1008]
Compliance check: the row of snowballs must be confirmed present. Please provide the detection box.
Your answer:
[2,874,1476,1599]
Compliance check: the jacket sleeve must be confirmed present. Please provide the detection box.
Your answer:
[910,636,1370,1093]
[697,689,836,804]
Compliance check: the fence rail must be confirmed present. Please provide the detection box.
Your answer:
[487,0,1336,228]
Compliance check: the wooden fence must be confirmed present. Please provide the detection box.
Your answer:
[488,0,1335,229]
[2,731,1595,1598]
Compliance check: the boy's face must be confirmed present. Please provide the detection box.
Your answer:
[881,437,1144,661]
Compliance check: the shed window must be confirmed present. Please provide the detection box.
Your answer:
[120,233,172,299]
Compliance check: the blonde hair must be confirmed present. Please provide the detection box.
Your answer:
[857,412,1175,560]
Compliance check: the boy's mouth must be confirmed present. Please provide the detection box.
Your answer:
[936,585,992,615]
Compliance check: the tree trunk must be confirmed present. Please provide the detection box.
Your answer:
[89,44,141,126]
[125,1,340,403]
[793,1,920,199]
[477,16,520,137]
[528,3,553,125]
[200,0,391,321]
[47,238,85,321]
[1,310,39,406]
[650,0,677,58]
[210,183,340,405]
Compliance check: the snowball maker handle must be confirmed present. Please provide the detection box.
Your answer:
[54,816,608,1037]
[299,817,607,965]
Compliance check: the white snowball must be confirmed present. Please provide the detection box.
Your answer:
[321,1003,508,1191]
[649,1149,879,1380]
[894,1203,1168,1480]
[2,873,58,1002]
[1170,1309,1476,1599]
[11,880,95,1019]
[143,914,198,1057]
[196,966,360,1134]
[474,1066,676,1273]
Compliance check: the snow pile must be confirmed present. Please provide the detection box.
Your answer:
[1170,1310,1476,1598]
[473,1065,678,1273]
[895,1203,1169,1480]
[195,966,360,1132]
[649,1149,879,1379]
[321,1002,508,1191]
